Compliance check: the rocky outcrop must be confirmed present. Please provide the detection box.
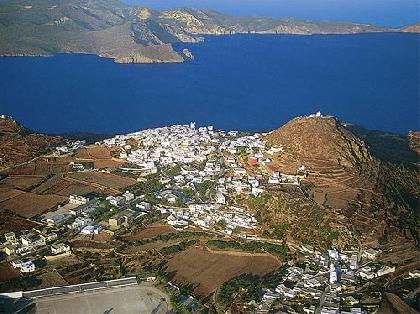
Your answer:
[182,48,194,60]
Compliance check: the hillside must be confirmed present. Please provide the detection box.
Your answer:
[401,24,420,33]
[0,116,63,171]
[0,0,397,63]
[265,114,419,246]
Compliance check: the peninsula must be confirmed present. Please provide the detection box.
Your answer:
[0,0,419,63]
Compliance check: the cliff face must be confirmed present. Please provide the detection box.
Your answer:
[0,0,397,63]
[265,114,419,246]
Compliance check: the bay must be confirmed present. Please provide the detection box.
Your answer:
[0,33,418,134]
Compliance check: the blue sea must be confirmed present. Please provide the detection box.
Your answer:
[0,33,418,134]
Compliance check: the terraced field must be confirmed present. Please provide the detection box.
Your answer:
[166,246,281,297]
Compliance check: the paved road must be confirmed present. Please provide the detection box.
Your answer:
[34,285,172,314]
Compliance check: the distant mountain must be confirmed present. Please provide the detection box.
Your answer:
[266,114,419,246]
[0,0,406,63]
[401,24,420,33]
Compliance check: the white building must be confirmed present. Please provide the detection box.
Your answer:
[51,243,71,255]
[106,196,126,207]
[216,191,226,204]
[81,225,101,235]
[12,259,35,273]
[69,194,89,205]
[329,264,338,284]
[123,191,135,202]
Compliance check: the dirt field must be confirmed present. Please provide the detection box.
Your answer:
[122,225,177,241]
[0,190,67,218]
[0,175,46,191]
[166,246,281,297]
[75,146,113,160]
[47,253,80,268]
[92,231,113,242]
[0,188,24,202]
[74,146,124,170]
[33,160,70,176]
[33,174,109,197]
[0,210,38,234]
[0,263,20,283]
[36,270,68,289]
[93,159,124,169]
[71,239,113,251]
[67,172,136,191]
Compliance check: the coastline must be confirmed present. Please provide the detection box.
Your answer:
[0,30,417,64]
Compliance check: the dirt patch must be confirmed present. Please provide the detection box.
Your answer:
[0,210,38,234]
[71,240,113,250]
[36,270,68,289]
[166,246,281,297]
[0,175,46,191]
[0,188,24,202]
[94,159,124,169]
[122,225,177,241]
[92,231,113,242]
[0,190,67,218]
[67,172,136,191]
[75,146,113,160]
[0,263,21,283]
[33,174,106,197]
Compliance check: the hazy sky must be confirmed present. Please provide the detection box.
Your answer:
[123,0,420,27]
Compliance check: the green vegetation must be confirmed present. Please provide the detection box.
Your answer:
[195,180,216,202]
[89,201,118,221]
[0,276,41,292]
[273,224,288,238]
[180,187,195,200]
[217,267,287,308]
[217,274,262,306]
[207,240,288,259]
[246,192,341,249]
[215,219,227,230]
[134,231,214,246]
[160,239,197,255]
[162,164,182,178]
[127,173,163,196]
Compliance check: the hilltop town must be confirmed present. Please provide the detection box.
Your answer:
[0,114,418,313]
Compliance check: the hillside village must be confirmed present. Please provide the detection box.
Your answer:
[0,117,418,313]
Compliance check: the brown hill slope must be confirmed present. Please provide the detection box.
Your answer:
[0,116,63,171]
[401,24,420,33]
[265,114,419,246]
[266,114,374,169]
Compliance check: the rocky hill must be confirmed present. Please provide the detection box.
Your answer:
[0,116,63,172]
[0,0,402,63]
[401,24,420,33]
[266,114,419,246]
[266,114,374,169]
